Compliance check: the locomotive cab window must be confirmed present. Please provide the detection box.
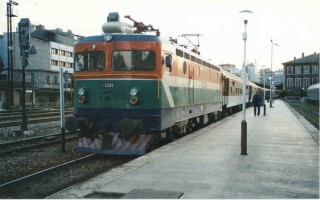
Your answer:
[75,51,105,71]
[112,50,155,71]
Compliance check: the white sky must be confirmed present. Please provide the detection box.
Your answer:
[1,0,319,71]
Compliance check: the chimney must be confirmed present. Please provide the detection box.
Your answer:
[314,52,317,55]
[36,24,45,30]
[294,57,296,60]
[302,52,304,57]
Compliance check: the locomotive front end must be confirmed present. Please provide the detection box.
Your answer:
[66,15,165,155]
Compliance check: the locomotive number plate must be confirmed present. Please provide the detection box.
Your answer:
[101,82,114,88]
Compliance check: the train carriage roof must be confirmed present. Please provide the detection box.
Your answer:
[220,68,242,82]
[220,67,265,90]
[307,83,320,90]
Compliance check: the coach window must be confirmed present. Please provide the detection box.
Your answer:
[75,51,105,71]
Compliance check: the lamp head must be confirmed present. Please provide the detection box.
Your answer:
[240,10,253,24]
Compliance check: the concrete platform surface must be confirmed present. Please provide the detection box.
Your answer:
[50,100,319,199]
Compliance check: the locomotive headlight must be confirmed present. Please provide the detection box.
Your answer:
[130,88,138,96]
[130,96,138,104]
[78,88,85,96]
[78,88,87,104]
[104,33,112,42]
[129,87,140,105]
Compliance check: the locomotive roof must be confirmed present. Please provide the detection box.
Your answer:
[76,34,161,44]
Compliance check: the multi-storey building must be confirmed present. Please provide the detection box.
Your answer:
[0,23,74,107]
[247,63,259,82]
[282,52,319,91]
[219,64,241,77]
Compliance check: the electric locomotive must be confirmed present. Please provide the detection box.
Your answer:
[66,12,223,155]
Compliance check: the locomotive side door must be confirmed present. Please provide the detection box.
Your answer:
[223,77,229,105]
[188,62,194,104]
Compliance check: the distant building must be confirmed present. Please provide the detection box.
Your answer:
[0,22,74,107]
[273,69,284,87]
[259,67,271,84]
[219,64,241,77]
[282,52,319,91]
[247,63,259,82]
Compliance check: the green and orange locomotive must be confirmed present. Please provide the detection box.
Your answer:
[66,12,225,155]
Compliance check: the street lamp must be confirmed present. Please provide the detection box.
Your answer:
[240,10,253,155]
[270,39,279,107]
[261,66,267,115]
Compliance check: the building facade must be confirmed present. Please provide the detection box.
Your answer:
[282,53,319,91]
[0,23,74,108]
[219,64,241,77]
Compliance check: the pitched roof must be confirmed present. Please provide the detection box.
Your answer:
[282,53,319,65]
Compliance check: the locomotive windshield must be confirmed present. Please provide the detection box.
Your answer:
[112,50,155,71]
[75,51,105,71]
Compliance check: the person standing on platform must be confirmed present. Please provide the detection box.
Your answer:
[252,91,262,116]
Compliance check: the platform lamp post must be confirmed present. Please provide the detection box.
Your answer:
[270,39,279,108]
[262,66,266,115]
[240,10,253,155]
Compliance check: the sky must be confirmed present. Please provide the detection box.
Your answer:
[1,0,319,71]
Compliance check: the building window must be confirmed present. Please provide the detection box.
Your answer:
[66,51,73,57]
[46,75,50,84]
[295,78,301,86]
[54,76,58,84]
[312,65,319,74]
[51,60,58,66]
[287,78,293,87]
[295,66,301,74]
[312,77,318,84]
[59,50,66,56]
[65,62,71,68]
[303,66,310,74]
[287,66,293,75]
[303,78,310,86]
[51,48,58,54]
[59,61,66,67]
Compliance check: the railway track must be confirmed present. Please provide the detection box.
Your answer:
[0,154,95,189]
[0,108,74,128]
[287,102,319,129]
[0,131,78,156]
[0,154,134,198]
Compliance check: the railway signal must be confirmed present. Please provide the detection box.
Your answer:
[18,18,37,132]
[18,18,30,132]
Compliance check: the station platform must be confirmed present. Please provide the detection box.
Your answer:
[50,100,319,199]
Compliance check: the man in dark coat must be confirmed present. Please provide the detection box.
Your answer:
[252,91,262,116]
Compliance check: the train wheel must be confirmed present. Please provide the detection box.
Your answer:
[166,128,178,141]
